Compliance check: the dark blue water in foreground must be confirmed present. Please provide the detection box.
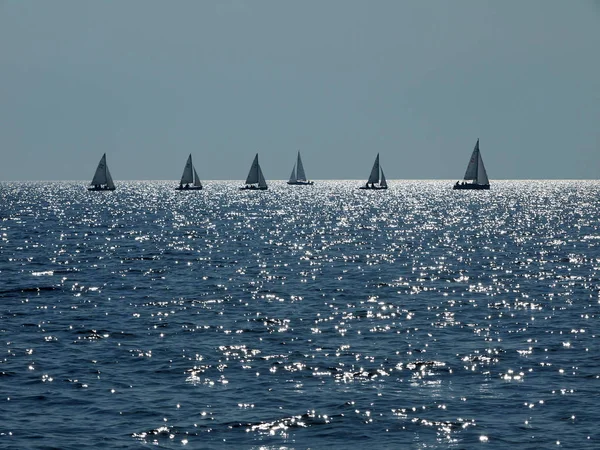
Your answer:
[0,180,599,449]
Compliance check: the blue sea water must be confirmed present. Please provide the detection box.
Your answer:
[0,180,598,449]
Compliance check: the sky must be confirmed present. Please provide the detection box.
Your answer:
[1,0,599,181]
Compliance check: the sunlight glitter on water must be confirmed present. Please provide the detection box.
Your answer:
[0,180,599,448]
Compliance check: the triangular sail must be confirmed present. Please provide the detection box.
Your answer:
[91,154,108,186]
[463,140,480,181]
[245,154,260,185]
[193,168,202,187]
[180,155,194,185]
[288,163,297,183]
[379,168,387,188]
[462,139,489,185]
[367,154,380,184]
[296,151,307,182]
[476,150,489,185]
[105,164,115,190]
[257,163,267,189]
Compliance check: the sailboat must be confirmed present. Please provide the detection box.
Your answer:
[88,153,115,191]
[240,153,268,190]
[359,153,388,190]
[453,139,490,190]
[287,151,314,185]
[175,154,203,190]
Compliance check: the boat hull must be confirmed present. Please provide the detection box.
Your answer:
[88,186,115,191]
[287,181,314,185]
[240,186,268,190]
[175,186,203,191]
[359,186,387,190]
[453,183,490,190]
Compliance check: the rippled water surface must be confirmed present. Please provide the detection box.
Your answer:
[1,180,599,449]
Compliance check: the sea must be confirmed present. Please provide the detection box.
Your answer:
[0,180,598,449]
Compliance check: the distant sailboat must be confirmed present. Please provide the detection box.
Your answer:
[88,153,115,191]
[240,153,268,190]
[359,153,388,190]
[176,154,203,190]
[453,139,490,190]
[287,151,314,185]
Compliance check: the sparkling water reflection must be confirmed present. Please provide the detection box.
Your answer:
[0,180,598,448]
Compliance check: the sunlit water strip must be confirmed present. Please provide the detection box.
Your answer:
[0,180,598,449]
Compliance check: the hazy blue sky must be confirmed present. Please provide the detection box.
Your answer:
[1,0,599,181]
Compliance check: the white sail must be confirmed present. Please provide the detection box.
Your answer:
[296,151,307,182]
[245,154,260,185]
[180,154,194,185]
[367,154,380,184]
[476,150,489,185]
[90,153,114,189]
[379,168,387,188]
[288,163,297,183]
[193,167,203,187]
[463,140,480,181]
